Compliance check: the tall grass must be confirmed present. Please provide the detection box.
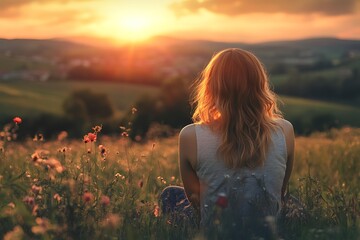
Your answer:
[0,122,359,239]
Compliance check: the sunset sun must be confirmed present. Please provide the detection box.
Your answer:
[118,14,152,42]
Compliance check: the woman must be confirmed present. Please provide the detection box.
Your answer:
[178,48,294,238]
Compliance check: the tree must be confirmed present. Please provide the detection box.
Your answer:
[63,89,114,123]
[124,78,192,140]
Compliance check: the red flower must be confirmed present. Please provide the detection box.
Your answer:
[13,117,22,124]
[87,133,97,142]
[100,195,110,206]
[83,135,90,143]
[82,192,94,203]
[23,196,35,207]
[215,193,228,208]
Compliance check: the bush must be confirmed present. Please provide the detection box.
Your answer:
[63,89,114,123]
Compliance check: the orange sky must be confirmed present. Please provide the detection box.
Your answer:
[0,0,359,44]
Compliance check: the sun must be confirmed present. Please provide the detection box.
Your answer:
[119,14,152,42]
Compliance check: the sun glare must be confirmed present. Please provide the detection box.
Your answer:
[119,14,152,42]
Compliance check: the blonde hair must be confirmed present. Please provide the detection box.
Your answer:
[192,48,282,169]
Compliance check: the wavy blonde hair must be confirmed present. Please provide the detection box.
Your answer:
[192,48,282,169]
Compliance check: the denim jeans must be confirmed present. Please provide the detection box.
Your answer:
[159,186,198,225]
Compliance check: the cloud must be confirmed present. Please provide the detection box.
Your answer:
[0,0,92,9]
[0,0,100,26]
[0,0,95,18]
[170,0,358,16]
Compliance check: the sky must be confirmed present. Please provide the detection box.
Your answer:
[0,0,359,44]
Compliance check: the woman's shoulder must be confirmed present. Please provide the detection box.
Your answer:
[179,124,198,146]
[275,118,294,135]
[179,124,198,169]
[179,123,196,137]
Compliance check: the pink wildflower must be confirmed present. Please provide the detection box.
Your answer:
[100,195,110,207]
[31,185,42,195]
[87,133,97,142]
[83,135,90,143]
[23,196,35,207]
[83,192,94,203]
[13,117,22,124]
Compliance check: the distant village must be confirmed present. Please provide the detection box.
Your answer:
[1,38,359,83]
[0,48,207,83]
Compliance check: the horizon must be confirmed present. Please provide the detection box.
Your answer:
[0,0,359,44]
[1,34,360,48]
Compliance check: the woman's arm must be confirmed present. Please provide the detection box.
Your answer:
[179,125,200,209]
[281,120,295,202]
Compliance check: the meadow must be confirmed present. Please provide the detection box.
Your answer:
[0,118,359,239]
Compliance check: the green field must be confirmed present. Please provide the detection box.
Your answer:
[1,81,359,131]
[0,81,158,119]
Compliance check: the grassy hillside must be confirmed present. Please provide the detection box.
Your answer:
[280,96,360,126]
[0,81,158,119]
[1,81,359,132]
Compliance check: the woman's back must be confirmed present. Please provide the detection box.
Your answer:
[194,122,287,228]
[178,48,295,238]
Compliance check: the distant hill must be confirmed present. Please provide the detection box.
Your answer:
[2,36,359,57]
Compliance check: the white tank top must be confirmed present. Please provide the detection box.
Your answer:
[194,123,287,227]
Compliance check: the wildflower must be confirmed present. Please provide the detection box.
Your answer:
[57,147,68,153]
[153,204,160,217]
[33,133,44,141]
[83,135,90,143]
[215,193,228,208]
[92,125,102,133]
[121,132,129,137]
[132,107,137,114]
[157,176,167,184]
[83,192,94,204]
[88,133,97,142]
[8,202,15,208]
[31,149,50,164]
[57,131,68,141]
[99,145,107,158]
[13,117,22,124]
[115,173,125,180]
[31,185,43,195]
[44,158,64,173]
[100,195,110,207]
[23,196,35,207]
[53,193,62,203]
